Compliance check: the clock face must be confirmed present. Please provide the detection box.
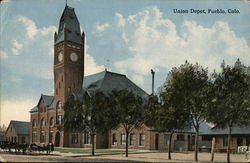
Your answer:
[70,52,78,62]
[58,52,63,62]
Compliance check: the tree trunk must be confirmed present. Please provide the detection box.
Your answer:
[168,132,174,160]
[227,125,232,163]
[210,137,215,162]
[91,133,95,156]
[194,127,199,162]
[125,131,129,157]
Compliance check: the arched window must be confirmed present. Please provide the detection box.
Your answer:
[41,118,46,127]
[56,101,62,110]
[32,119,37,128]
[50,117,54,127]
[68,87,71,95]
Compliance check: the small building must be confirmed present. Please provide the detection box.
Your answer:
[200,122,250,152]
[5,120,30,144]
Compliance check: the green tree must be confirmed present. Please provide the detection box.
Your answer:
[111,90,146,157]
[207,59,250,163]
[165,61,211,161]
[64,91,116,156]
[146,93,190,160]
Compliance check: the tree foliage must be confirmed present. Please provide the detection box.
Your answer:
[146,82,190,160]
[206,59,250,163]
[163,61,211,161]
[64,91,116,155]
[110,90,146,157]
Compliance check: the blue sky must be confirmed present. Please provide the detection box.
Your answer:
[0,0,250,126]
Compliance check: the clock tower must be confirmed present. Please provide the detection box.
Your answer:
[53,5,84,144]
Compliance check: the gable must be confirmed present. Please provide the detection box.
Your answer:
[6,123,17,136]
[30,94,54,113]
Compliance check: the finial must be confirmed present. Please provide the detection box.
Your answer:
[105,59,110,71]
[66,0,67,6]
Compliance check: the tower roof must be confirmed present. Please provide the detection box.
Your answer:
[55,5,83,45]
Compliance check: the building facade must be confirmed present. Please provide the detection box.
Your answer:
[29,5,149,148]
[30,5,85,147]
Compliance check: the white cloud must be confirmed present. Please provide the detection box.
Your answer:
[17,15,56,41]
[18,16,38,40]
[96,23,111,32]
[40,26,57,36]
[109,7,250,84]
[1,99,36,126]
[85,53,105,75]
[116,13,126,27]
[132,74,144,85]
[0,50,8,59]
[85,40,105,75]
[11,40,23,55]
[3,16,57,79]
[0,0,12,4]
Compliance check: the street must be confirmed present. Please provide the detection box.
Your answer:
[0,152,135,162]
[0,150,248,162]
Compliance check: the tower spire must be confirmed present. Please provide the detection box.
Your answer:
[66,0,67,6]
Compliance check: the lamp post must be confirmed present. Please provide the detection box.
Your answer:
[151,69,155,95]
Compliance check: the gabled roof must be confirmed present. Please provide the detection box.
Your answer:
[55,5,83,45]
[30,94,54,113]
[82,70,149,99]
[30,106,38,113]
[6,120,29,135]
[41,94,54,107]
[149,121,250,135]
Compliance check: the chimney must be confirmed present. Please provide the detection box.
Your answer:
[151,69,155,95]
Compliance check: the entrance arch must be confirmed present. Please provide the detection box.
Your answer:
[55,132,60,147]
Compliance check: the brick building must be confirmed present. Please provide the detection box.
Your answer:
[29,4,194,150]
[29,4,249,152]
[199,122,250,152]
[5,120,29,144]
[29,5,151,148]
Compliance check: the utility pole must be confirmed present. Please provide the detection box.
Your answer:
[151,69,155,95]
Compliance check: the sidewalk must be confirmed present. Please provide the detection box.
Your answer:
[53,148,158,157]
[53,150,249,162]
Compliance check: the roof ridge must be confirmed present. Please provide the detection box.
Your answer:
[11,120,29,122]
[41,94,54,97]
[106,70,126,77]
